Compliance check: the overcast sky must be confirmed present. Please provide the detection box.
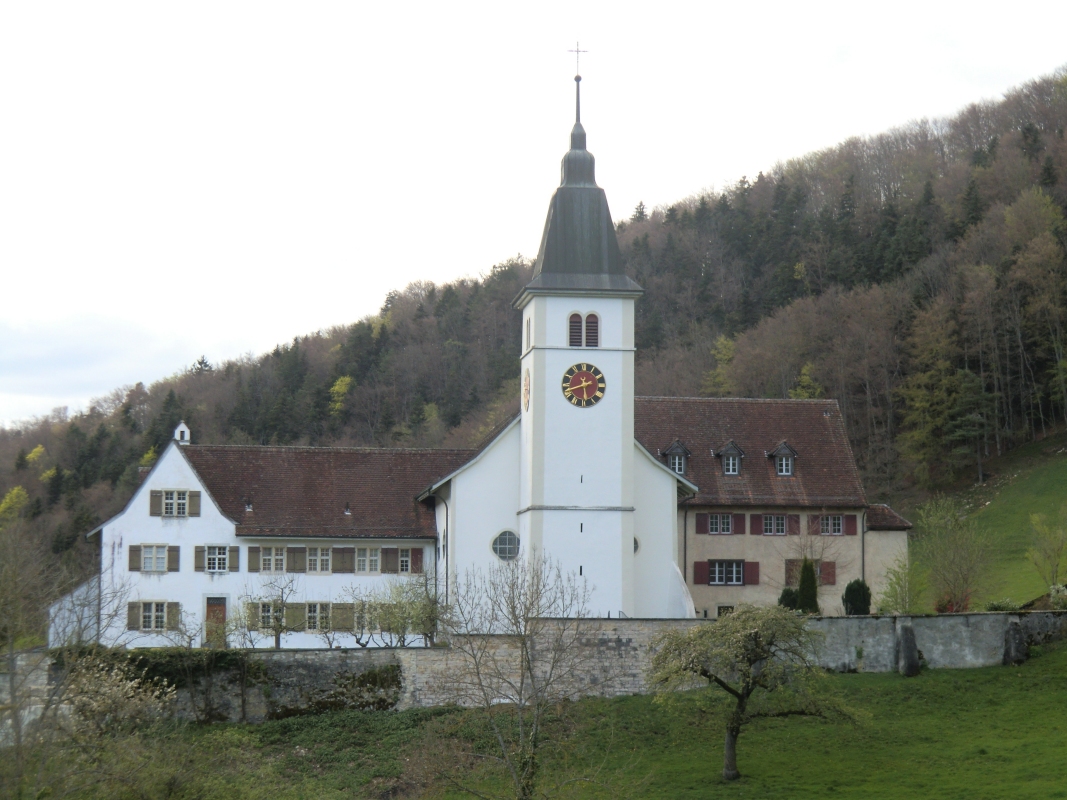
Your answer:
[2,1,1066,427]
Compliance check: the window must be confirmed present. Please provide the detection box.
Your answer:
[710,560,744,585]
[717,605,735,617]
[307,603,329,631]
[569,314,583,346]
[763,515,786,535]
[161,490,189,517]
[142,545,167,572]
[261,546,285,573]
[260,602,277,629]
[668,454,685,474]
[708,514,732,534]
[142,602,166,631]
[206,546,228,573]
[492,531,520,561]
[526,318,531,350]
[357,547,380,573]
[724,455,739,475]
[821,515,843,536]
[308,547,331,572]
[584,314,599,347]
[776,455,793,476]
[399,548,411,573]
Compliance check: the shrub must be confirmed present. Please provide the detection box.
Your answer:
[841,579,872,615]
[778,587,799,610]
[984,598,1021,612]
[1050,584,1067,610]
[797,559,820,614]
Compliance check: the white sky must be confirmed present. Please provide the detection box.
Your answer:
[2,1,1066,427]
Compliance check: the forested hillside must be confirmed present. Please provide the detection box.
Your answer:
[2,66,1066,586]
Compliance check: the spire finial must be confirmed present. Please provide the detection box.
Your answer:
[574,74,581,123]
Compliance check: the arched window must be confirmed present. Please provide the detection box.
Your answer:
[584,314,599,347]
[492,531,520,561]
[568,314,583,347]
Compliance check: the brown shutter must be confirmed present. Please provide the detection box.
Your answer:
[284,603,306,631]
[381,547,399,574]
[693,560,710,585]
[787,514,800,535]
[188,491,201,516]
[247,546,261,572]
[127,602,140,630]
[286,547,307,573]
[695,513,709,534]
[149,490,162,516]
[844,515,858,535]
[333,547,355,573]
[569,313,583,346]
[750,514,763,535]
[820,561,837,586]
[411,547,424,574]
[732,513,746,535]
[194,546,205,572]
[809,514,822,536]
[584,314,599,347]
[229,546,240,572]
[332,603,355,631]
[167,546,180,572]
[129,545,142,571]
[165,602,181,631]
[245,602,259,631]
[743,561,760,586]
[785,559,801,587]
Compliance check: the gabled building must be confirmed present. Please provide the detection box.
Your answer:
[51,76,909,648]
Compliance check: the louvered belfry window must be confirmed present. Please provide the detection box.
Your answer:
[584,314,599,347]
[569,314,583,347]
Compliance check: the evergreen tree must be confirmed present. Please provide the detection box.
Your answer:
[1020,122,1043,163]
[14,449,27,471]
[1040,155,1059,188]
[961,177,984,228]
[631,201,647,222]
[841,579,872,615]
[797,559,820,614]
[946,369,995,483]
[778,587,799,610]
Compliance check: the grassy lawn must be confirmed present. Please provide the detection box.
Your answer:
[119,639,1067,799]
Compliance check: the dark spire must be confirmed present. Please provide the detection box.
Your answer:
[515,76,643,303]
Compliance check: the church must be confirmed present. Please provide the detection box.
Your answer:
[51,77,910,648]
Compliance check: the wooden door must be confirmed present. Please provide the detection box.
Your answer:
[205,597,227,648]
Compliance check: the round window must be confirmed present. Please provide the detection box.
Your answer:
[492,530,520,561]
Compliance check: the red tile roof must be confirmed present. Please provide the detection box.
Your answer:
[866,504,913,530]
[633,397,867,508]
[181,445,475,539]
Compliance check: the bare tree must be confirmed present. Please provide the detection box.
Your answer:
[648,605,848,781]
[246,573,303,648]
[1027,506,1067,590]
[877,550,927,614]
[433,554,602,800]
[915,496,989,611]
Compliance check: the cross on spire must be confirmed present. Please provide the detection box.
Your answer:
[568,41,588,75]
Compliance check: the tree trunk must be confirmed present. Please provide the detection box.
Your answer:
[723,725,741,780]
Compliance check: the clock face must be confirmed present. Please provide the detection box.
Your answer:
[523,368,531,412]
[561,363,605,407]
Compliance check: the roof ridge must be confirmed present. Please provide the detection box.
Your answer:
[186,444,478,455]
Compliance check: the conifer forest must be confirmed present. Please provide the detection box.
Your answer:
[3,66,1067,584]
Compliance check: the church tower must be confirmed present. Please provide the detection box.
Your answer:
[514,75,643,617]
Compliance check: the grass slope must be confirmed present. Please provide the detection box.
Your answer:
[86,641,1067,799]
[890,428,1067,608]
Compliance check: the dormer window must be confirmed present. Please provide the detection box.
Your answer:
[769,442,798,476]
[664,440,690,476]
[568,313,600,348]
[717,441,744,476]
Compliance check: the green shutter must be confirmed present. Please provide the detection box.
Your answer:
[332,603,355,631]
[165,602,181,631]
[194,546,205,572]
[167,546,180,572]
[247,546,261,572]
[229,546,240,572]
[286,547,307,573]
[188,491,201,516]
[381,547,399,574]
[127,602,140,631]
[245,602,259,631]
[284,603,306,631]
[129,545,141,571]
[149,490,162,516]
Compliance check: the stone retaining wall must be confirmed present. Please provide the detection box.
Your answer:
[5,611,1067,731]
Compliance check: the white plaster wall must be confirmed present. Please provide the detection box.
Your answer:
[96,441,434,649]
[864,530,909,607]
[451,423,522,582]
[632,444,684,617]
